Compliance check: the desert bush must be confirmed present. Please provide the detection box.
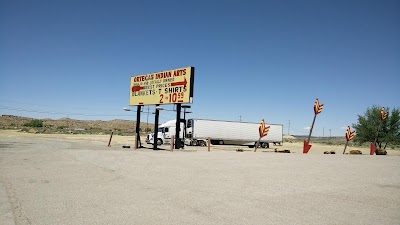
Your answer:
[24,119,43,127]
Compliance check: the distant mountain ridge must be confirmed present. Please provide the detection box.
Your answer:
[0,115,153,134]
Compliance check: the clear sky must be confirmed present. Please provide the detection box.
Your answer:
[1,0,399,136]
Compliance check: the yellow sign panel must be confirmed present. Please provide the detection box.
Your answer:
[129,67,194,106]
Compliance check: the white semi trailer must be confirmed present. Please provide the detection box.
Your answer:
[186,119,283,148]
[146,118,283,148]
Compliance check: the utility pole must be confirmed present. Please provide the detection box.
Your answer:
[239,116,242,122]
[323,127,325,137]
[329,129,331,138]
[288,120,290,135]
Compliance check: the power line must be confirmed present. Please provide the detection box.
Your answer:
[290,127,309,134]
[0,106,136,117]
[0,99,125,111]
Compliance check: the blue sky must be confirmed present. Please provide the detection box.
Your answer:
[1,0,399,136]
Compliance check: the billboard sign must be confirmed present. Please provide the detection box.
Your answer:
[129,67,194,106]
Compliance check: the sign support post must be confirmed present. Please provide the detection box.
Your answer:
[175,103,182,149]
[153,105,160,150]
[136,105,142,148]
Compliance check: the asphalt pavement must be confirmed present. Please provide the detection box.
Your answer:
[1,137,399,225]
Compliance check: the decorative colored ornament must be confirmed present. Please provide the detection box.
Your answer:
[255,119,270,152]
[258,119,270,137]
[314,98,324,115]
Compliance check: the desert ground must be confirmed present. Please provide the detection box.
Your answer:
[1,130,399,225]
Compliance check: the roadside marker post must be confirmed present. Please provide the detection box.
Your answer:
[170,135,175,152]
[208,137,211,152]
[108,131,113,147]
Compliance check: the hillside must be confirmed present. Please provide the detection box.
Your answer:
[0,115,154,135]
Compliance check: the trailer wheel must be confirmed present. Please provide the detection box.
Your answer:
[218,140,224,145]
[157,139,163,145]
[199,141,206,147]
[261,142,269,148]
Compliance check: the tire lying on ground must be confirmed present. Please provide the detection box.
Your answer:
[324,151,336,154]
[274,148,290,153]
[349,150,362,154]
[376,149,387,155]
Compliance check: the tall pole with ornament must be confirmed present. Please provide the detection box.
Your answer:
[303,98,324,154]
[254,119,270,152]
[370,107,388,155]
[343,126,355,154]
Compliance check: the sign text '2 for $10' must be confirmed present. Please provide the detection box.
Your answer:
[129,67,195,106]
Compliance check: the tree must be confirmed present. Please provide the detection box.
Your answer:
[352,106,400,149]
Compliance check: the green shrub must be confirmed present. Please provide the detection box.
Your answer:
[57,125,69,129]
[24,119,43,127]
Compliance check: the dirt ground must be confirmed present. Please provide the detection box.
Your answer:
[1,130,399,155]
[1,130,399,225]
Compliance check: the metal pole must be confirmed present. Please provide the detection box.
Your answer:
[136,105,142,148]
[153,105,160,150]
[307,114,317,143]
[254,137,261,152]
[175,103,182,149]
[183,107,186,149]
[343,140,348,154]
